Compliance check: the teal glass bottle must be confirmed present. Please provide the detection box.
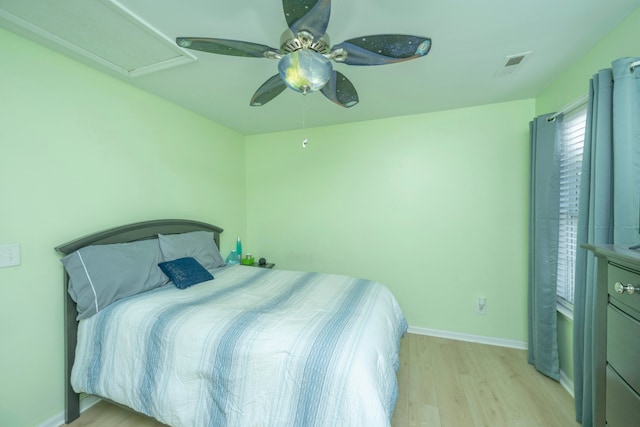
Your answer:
[236,237,242,262]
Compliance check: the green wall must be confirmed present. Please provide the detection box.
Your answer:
[245,99,534,341]
[0,28,246,427]
[534,5,640,386]
[3,4,640,425]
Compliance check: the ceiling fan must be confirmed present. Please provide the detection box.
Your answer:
[176,0,431,108]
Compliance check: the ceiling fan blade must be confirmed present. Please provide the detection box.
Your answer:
[331,35,431,66]
[176,37,280,58]
[282,0,331,39]
[250,74,288,106]
[320,71,358,108]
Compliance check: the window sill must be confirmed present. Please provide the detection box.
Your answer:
[557,299,574,321]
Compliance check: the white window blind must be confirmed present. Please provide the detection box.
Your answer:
[556,106,587,307]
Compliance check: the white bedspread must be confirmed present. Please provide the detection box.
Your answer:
[72,265,407,427]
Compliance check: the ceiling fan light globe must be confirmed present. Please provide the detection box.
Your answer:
[278,50,333,93]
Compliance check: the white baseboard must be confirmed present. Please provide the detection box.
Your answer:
[38,395,101,427]
[560,369,575,397]
[407,325,528,350]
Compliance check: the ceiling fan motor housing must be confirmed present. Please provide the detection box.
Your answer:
[280,29,330,54]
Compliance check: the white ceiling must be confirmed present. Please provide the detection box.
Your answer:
[2,0,639,135]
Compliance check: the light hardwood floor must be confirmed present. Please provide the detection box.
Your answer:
[391,334,579,427]
[64,333,579,427]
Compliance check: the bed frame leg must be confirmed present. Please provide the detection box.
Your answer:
[65,385,80,424]
[64,275,80,423]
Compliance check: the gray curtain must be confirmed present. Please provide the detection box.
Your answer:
[573,57,640,426]
[528,113,562,381]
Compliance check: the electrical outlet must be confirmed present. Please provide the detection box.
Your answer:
[0,244,21,268]
[476,297,487,314]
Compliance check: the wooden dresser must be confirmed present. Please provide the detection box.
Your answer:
[584,245,640,427]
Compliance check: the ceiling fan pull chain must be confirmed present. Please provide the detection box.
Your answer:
[301,97,309,148]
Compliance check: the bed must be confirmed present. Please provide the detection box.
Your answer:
[55,219,407,426]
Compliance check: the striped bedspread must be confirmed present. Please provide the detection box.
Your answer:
[72,265,407,427]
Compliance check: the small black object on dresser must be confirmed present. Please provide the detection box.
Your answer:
[583,244,640,427]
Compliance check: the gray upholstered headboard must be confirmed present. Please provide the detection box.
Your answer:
[54,219,223,424]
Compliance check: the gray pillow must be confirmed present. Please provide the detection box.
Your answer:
[61,239,168,320]
[158,231,225,269]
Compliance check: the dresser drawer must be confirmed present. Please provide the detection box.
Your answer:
[606,365,640,427]
[608,263,640,315]
[607,305,640,394]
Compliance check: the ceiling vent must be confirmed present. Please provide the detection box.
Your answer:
[494,51,532,78]
[0,0,196,78]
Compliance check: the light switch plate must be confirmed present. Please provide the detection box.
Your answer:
[0,244,21,267]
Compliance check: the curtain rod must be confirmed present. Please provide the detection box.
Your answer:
[546,60,639,122]
[546,93,589,122]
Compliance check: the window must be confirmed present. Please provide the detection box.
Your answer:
[556,106,587,308]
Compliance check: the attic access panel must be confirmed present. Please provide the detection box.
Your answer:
[0,0,195,77]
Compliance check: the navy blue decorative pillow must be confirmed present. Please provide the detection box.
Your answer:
[158,257,213,289]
